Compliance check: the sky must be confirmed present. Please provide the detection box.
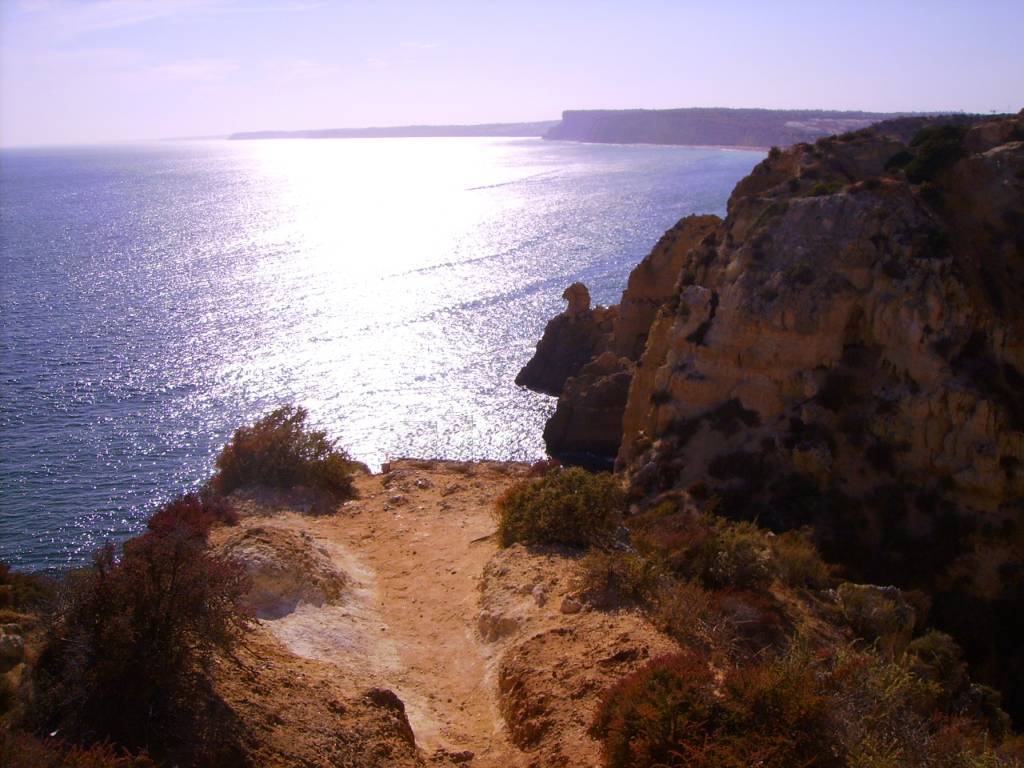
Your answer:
[1,0,1022,147]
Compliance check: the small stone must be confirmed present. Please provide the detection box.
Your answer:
[531,583,549,607]
[560,596,583,614]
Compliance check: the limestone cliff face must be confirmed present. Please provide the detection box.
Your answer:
[619,113,1024,522]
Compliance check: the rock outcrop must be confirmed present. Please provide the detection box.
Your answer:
[518,215,724,463]
[216,519,349,619]
[514,284,616,396]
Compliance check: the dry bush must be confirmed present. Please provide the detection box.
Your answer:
[31,494,251,761]
[578,549,663,606]
[0,730,154,768]
[772,528,832,589]
[0,563,56,613]
[650,579,734,655]
[494,467,624,548]
[591,649,832,768]
[211,405,357,499]
[633,509,774,590]
[592,641,1022,768]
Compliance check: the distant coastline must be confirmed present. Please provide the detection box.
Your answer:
[228,120,558,140]
[228,106,936,149]
[543,107,927,148]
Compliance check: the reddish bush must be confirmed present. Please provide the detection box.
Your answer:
[591,651,832,768]
[211,405,357,499]
[32,495,252,760]
[0,730,154,768]
[146,493,237,538]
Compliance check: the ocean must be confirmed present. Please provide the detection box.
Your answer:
[0,137,762,570]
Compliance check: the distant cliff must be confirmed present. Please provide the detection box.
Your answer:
[544,107,925,148]
[229,121,558,140]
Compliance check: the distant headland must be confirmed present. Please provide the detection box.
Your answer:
[544,107,924,147]
[227,120,559,140]
[228,107,932,148]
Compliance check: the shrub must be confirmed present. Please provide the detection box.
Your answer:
[31,494,252,759]
[905,124,967,184]
[0,563,56,613]
[212,405,357,499]
[635,511,774,590]
[494,467,624,548]
[837,582,916,657]
[0,731,155,768]
[650,579,732,654]
[578,549,663,605]
[772,529,832,589]
[885,149,914,171]
[591,649,832,768]
[593,642,1022,768]
[528,457,561,477]
[809,181,843,196]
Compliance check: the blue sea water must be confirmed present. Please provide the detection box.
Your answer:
[0,137,762,570]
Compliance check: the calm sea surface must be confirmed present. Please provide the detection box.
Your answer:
[0,137,761,570]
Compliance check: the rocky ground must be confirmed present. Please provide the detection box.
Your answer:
[205,460,673,767]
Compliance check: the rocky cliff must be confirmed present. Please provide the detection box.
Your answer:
[519,110,1024,716]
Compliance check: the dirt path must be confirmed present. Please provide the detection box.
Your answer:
[262,461,531,765]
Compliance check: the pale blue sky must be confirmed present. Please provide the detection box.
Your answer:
[1,0,1021,147]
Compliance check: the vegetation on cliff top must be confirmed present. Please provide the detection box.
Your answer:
[2,406,364,766]
[29,494,250,763]
[494,466,624,548]
[212,405,359,499]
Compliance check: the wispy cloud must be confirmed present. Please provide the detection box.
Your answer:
[152,57,240,82]
[399,41,440,51]
[13,0,325,38]
[279,57,341,81]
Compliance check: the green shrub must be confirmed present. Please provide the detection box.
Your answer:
[885,149,914,171]
[809,181,843,196]
[212,405,357,499]
[905,124,967,184]
[635,511,774,590]
[838,582,917,657]
[494,467,624,548]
